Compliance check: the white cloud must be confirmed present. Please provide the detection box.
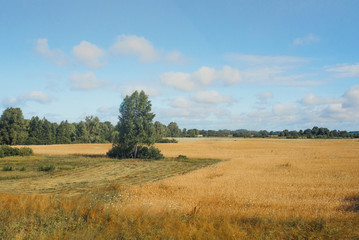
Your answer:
[21,91,52,103]
[165,50,189,65]
[257,91,273,104]
[69,72,105,90]
[73,41,106,68]
[217,66,241,84]
[273,104,297,115]
[301,93,339,106]
[225,53,308,66]
[342,85,359,108]
[110,35,160,62]
[160,66,242,91]
[171,97,193,108]
[193,66,216,85]
[326,63,359,78]
[191,90,232,104]
[2,97,19,107]
[298,85,359,123]
[35,38,69,66]
[121,85,160,97]
[160,72,195,91]
[293,34,320,46]
[241,67,322,86]
[2,91,52,107]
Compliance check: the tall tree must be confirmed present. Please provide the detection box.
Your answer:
[0,107,28,145]
[112,90,156,158]
[56,121,75,144]
[167,122,181,137]
[85,116,101,143]
[154,121,168,139]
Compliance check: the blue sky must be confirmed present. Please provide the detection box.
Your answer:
[1,0,359,130]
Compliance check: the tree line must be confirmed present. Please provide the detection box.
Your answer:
[0,107,186,146]
[200,128,359,138]
[0,107,357,146]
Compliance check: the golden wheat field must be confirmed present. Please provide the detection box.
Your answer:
[28,138,359,219]
[1,138,359,239]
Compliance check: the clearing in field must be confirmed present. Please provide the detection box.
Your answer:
[0,138,358,239]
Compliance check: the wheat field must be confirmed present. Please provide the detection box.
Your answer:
[26,139,359,219]
[2,138,358,239]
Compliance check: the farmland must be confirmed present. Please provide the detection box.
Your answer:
[0,138,358,239]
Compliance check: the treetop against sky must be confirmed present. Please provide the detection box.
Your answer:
[1,0,359,130]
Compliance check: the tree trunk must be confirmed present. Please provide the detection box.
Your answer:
[134,143,138,159]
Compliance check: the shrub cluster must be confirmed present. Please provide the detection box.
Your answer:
[2,166,13,171]
[136,146,164,160]
[176,155,188,160]
[155,138,178,143]
[38,165,55,172]
[0,145,33,158]
[107,145,164,160]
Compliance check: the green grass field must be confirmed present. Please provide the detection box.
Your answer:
[0,154,221,194]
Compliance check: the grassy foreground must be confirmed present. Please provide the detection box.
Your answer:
[1,139,359,239]
[0,191,357,239]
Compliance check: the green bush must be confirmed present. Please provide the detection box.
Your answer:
[0,145,14,157]
[38,165,55,172]
[107,144,164,160]
[156,138,178,143]
[2,166,13,171]
[137,146,164,160]
[176,155,188,160]
[18,147,33,156]
[107,144,133,159]
[0,145,33,157]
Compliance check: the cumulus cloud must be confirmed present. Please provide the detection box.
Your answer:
[191,90,232,104]
[326,63,359,78]
[240,67,322,86]
[160,66,241,91]
[21,91,52,103]
[342,85,359,108]
[165,50,189,65]
[298,85,359,123]
[257,91,273,104]
[73,41,106,68]
[273,104,297,116]
[217,66,241,84]
[160,72,195,91]
[225,53,320,86]
[2,97,19,107]
[300,93,339,105]
[121,85,160,97]
[225,53,308,66]
[2,91,52,107]
[110,35,160,62]
[293,34,320,46]
[193,67,216,85]
[171,97,193,108]
[35,38,69,66]
[69,72,106,90]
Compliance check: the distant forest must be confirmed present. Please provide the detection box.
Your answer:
[0,107,358,145]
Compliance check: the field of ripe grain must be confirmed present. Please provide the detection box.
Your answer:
[24,138,359,219]
[2,138,358,239]
[116,138,359,221]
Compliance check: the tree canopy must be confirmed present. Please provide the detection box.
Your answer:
[108,90,163,159]
[0,107,27,145]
